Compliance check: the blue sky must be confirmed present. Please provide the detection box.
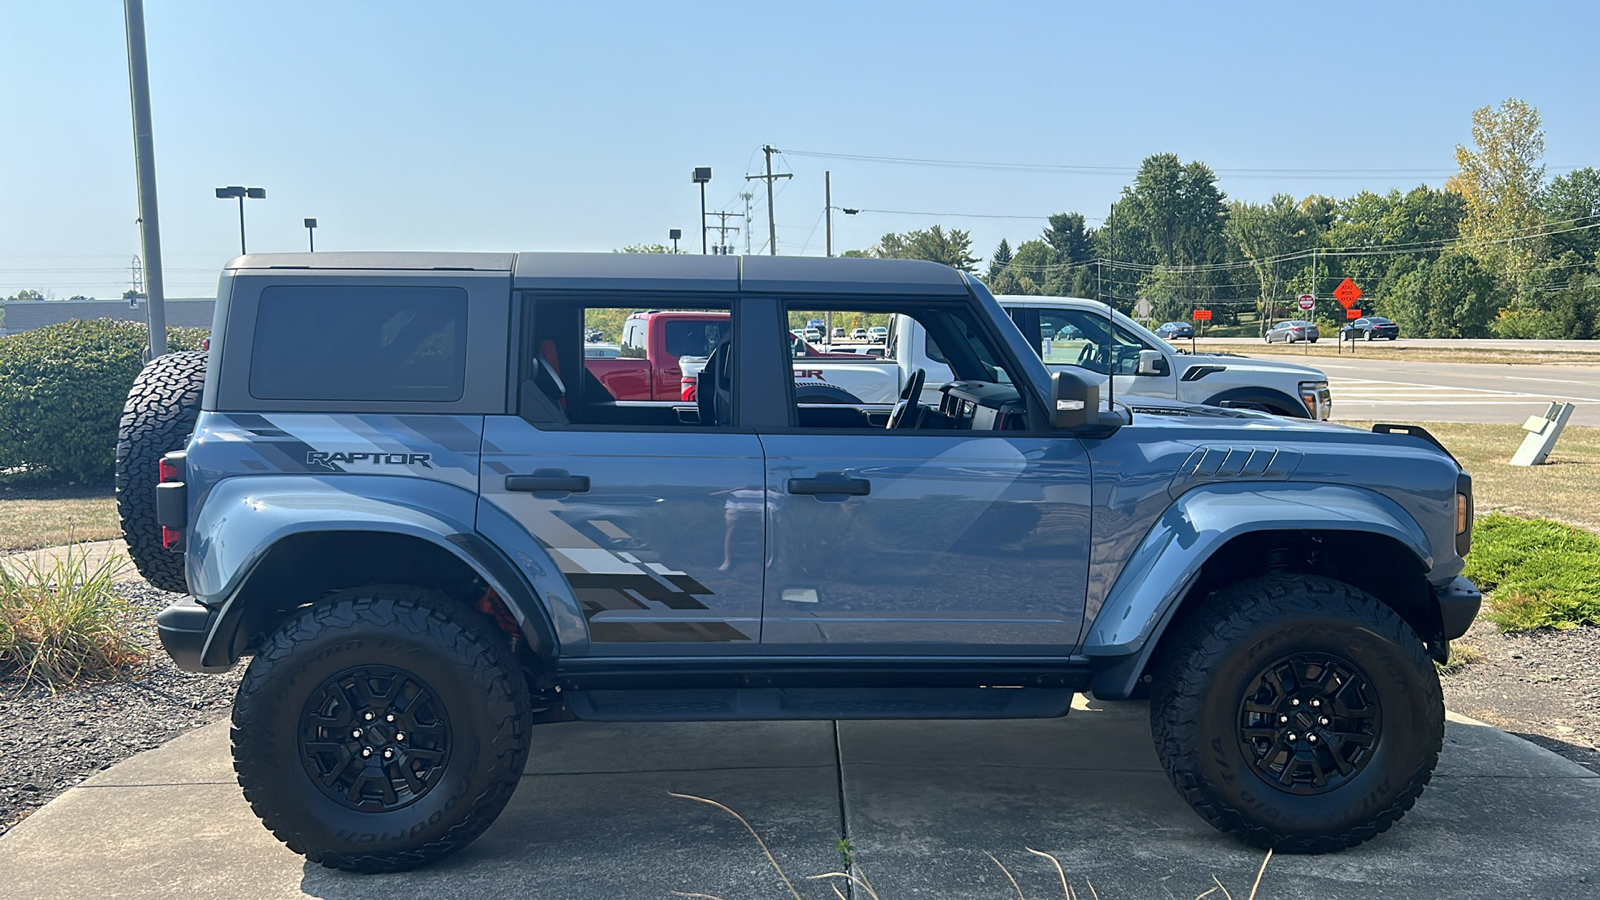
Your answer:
[2,0,1596,299]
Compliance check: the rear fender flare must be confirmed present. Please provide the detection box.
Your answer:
[1081,483,1431,699]
[188,475,578,667]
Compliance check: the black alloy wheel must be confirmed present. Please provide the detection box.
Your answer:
[298,665,452,813]
[1236,653,1380,795]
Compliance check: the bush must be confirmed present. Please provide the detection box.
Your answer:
[0,321,207,482]
[1465,513,1600,631]
[0,547,144,688]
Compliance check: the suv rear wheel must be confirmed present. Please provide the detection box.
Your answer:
[1149,574,1442,852]
[232,586,532,872]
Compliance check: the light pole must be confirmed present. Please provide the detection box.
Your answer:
[669,228,682,254]
[304,217,317,251]
[692,167,711,254]
[215,186,265,255]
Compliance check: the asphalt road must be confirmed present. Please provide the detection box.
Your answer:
[1310,358,1600,426]
[1202,350,1600,426]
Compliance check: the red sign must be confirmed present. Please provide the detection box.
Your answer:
[1346,308,1363,320]
[1333,278,1363,308]
[1192,309,1212,321]
[1298,294,1316,311]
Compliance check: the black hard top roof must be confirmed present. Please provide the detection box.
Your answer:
[226,251,971,296]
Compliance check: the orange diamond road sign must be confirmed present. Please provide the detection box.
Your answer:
[1333,278,1363,308]
[1192,309,1212,321]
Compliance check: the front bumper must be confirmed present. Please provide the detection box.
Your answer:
[155,598,231,674]
[1435,575,1482,640]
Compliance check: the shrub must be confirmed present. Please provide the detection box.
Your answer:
[0,547,144,688]
[0,320,207,482]
[1465,513,1600,631]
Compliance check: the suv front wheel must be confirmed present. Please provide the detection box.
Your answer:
[1149,574,1442,852]
[231,586,533,872]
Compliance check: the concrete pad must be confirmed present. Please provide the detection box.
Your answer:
[837,703,1600,900]
[0,719,845,900]
[0,538,141,583]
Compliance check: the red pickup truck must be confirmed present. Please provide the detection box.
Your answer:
[584,311,726,401]
[587,310,865,401]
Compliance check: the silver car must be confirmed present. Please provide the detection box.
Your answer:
[1266,320,1320,343]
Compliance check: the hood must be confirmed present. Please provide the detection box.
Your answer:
[1175,351,1327,381]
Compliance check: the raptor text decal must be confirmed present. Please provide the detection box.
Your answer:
[306,451,433,469]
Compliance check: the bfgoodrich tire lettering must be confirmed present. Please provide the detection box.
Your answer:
[1149,574,1443,852]
[232,587,532,873]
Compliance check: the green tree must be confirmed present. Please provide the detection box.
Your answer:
[868,225,980,272]
[987,238,1013,280]
[1385,252,1501,338]
[1540,167,1600,263]
[1448,98,1547,291]
[617,243,673,253]
[5,289,44,302]
[1228,194,1312,332]
[1119,154,1228,267]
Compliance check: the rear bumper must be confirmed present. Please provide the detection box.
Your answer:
[1436,575,1482,640]
[155,598,232,674]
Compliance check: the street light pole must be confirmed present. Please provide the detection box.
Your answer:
[123,0,167,358]
[304,218,317,252]
[692,167,712,254]
[215,186,265,255]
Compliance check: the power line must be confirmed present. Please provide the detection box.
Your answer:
[783,148,1590,180]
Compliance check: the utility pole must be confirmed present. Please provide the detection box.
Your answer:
[825,170,833,257]
[705,211,740,255]
[740,192,754,254]
[745,145,791,255]
[123,0,166,358]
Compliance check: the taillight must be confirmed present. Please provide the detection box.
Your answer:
[159,457,180,482]
[161,526,183,550]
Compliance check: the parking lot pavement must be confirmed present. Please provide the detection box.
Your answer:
[2,700,1596,899]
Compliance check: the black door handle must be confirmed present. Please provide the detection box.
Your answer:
[787,475,870,496]
[506,471,590,493]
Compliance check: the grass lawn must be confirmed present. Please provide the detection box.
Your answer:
[1188,339,1600,367]
[1341,421,1600,531]
[0,481,119,553]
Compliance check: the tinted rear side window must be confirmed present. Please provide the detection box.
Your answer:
[250,285,468,401]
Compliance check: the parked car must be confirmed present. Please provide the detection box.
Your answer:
[867,326,889,342]
[1266,320,1320,343]
[1342,316,1399,341]
[128,251,1475,872]
[850,327,869,340]
[1054,323,1085,340]
[1155,321,1195,340]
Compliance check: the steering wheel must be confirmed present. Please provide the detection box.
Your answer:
[1077,342,1096,365]
[886,367,926,430]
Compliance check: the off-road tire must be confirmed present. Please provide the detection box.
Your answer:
[114,350,207,593]
[1149,574,1443,853]
[232,587,533,873]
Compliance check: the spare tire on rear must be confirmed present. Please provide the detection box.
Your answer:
[115,351,207,593]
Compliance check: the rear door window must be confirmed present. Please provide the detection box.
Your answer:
[249,285,467,401]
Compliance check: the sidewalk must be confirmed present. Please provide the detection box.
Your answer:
[1,698,1595,899]
[0,538,139,581]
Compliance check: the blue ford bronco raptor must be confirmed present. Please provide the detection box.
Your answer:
[115,251,1479,872]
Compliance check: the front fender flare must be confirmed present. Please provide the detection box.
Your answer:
[188,475,565,668]
[1200,385,1308,418]
[1081,483,1432,699]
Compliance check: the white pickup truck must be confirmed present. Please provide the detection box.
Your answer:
[686,295,1332,419]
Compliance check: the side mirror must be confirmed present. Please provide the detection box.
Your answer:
[1049,369,1100,430]
[1136,349,1167,376]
